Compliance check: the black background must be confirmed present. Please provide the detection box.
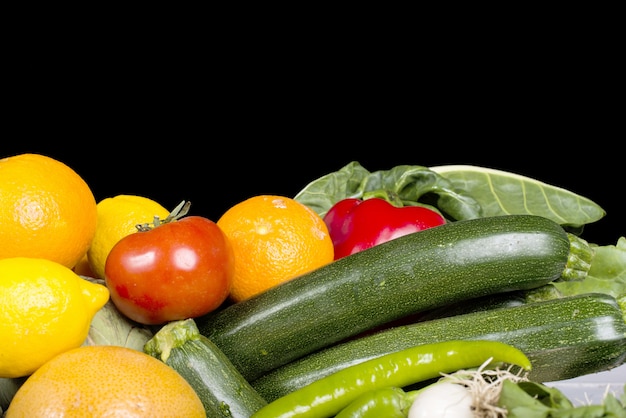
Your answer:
[3,37,623,246]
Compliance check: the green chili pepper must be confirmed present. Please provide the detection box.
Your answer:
[334,386,420,418]
[250,340,531,418]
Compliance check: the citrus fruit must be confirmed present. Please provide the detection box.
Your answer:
[5,345,206,417]
[0,153,97,269]
[0,257,110,378]
[217,194,334,302]
[87,194,170,279]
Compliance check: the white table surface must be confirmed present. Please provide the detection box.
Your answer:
[546,362,626,406]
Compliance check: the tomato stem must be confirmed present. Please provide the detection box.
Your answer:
[136,200,191,231]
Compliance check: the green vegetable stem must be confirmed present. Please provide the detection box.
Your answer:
[250,340,531,418]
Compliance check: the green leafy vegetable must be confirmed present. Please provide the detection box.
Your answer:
[294,161,482,221]
[588,238,626,281]
[430,165,605,230]
[294,162,605,231]
[498,379,626,417]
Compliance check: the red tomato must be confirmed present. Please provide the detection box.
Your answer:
[104,215,234,325]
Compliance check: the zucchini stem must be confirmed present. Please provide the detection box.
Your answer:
[560,233,595,281]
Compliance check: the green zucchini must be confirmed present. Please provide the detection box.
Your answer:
[252,293,626,401]
[196,214,593,381]
[144,318,267,418]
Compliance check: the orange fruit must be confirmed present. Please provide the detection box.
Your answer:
[5,345,206,417]
[217,195,334,302]
[0,153,97,269]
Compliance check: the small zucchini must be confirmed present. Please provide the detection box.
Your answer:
[144,319,267,418]
[197,214,593,381]
[252,293,626,401]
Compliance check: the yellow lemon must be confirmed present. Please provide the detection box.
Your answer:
[0,257,110,378]
[87,194,170,279]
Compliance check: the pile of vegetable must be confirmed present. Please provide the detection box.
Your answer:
[3,161,625,417]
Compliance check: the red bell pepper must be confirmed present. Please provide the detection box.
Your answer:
[323,197,446,260]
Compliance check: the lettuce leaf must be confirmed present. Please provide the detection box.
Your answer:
[499,379,626,417]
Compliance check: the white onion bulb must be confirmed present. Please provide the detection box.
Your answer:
[408,382,474,418]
